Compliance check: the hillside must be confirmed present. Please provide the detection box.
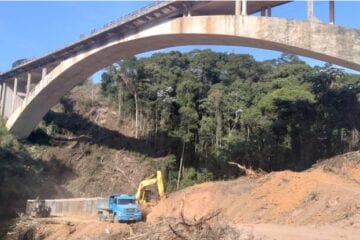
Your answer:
[1,83,359,240]
[0,84,170,237]
[25,84,171,198]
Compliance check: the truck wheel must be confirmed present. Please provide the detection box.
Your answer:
[97,212,103,222]
[112,214,117,223]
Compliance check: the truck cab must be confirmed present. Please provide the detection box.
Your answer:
[97,194,142,222]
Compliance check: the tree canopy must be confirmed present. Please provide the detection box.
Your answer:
[101,50,360,189]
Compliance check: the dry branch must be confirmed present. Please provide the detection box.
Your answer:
[168,224,192,240]
[52,134,90,142]
[228,161,265,178]
[121,203,239,240]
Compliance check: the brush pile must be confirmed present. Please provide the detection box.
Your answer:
[112,204,244,240]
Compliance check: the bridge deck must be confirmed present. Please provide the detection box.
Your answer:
[0,0,289,84]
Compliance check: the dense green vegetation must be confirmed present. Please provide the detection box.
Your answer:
[0,120,21,151]
[0,121,61,221]
[0,122,35,219]
[99,50,360,188]
[11,58,28,68]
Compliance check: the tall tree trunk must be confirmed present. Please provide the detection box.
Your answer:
[205,143,208,167]
[247,126,250,141]
[350,128,359,151]
[177,141,186,190]
[91,84,94,106]
[142,113,146,135]
[155,102,158,137]
[228,121,231,137]
[134,92,139,138]
[215,108,222,155]
[131,115,134,129]
[139,113,143,134]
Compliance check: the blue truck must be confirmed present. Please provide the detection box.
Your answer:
[96,194,142,222]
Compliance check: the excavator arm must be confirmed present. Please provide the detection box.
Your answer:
[136,170,165,204]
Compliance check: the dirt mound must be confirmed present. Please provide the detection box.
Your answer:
[315,151,360,183]
[148,153,360,227]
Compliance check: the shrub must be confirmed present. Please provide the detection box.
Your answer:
[0,119,21,151]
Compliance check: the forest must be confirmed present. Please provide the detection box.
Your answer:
[100,50,360,189]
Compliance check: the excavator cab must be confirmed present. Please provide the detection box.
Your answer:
[136,170,165,205]
[143,189,153,202]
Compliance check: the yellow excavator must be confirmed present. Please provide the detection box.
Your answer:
[135,170,166,205]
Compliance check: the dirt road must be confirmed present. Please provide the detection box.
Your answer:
[8,214,359,240]
[236,223,360,240]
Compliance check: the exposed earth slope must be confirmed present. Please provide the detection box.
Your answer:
[148,152,360,227]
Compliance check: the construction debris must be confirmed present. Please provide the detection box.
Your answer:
[104,216,241,240]
[114,201,241,240]
[5,215,37,240]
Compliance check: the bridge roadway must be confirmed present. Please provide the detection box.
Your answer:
[0,0,359,139]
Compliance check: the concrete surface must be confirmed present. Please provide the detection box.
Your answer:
[4,15,360,138]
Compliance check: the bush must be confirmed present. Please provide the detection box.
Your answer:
[0,119,21,151]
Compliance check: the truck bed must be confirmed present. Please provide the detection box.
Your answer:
[96,198,109,210]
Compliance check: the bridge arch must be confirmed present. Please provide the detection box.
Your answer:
[6,15,360,138]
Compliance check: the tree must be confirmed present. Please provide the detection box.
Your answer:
[208,84,224,154]
[12,58,29,68]
[98,49,360,187]
[119,57,145,138]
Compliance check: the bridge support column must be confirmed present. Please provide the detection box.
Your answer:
[182,5,191,17]
[11,78,18,113]
[0,83,2,109]
[261,8,266,16]
[26,73,31,99]
[267,6,272,17]
[241,0,247,16]
[235,0,241,16]
[329,0,335,24]
[307,0,314,20]
[42,68,47,81]
[0,82,5,117]
[0,83,3,117]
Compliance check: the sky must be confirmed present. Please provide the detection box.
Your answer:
[0,0,359,81]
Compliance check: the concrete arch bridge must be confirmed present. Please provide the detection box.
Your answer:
[0,0,359,139]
